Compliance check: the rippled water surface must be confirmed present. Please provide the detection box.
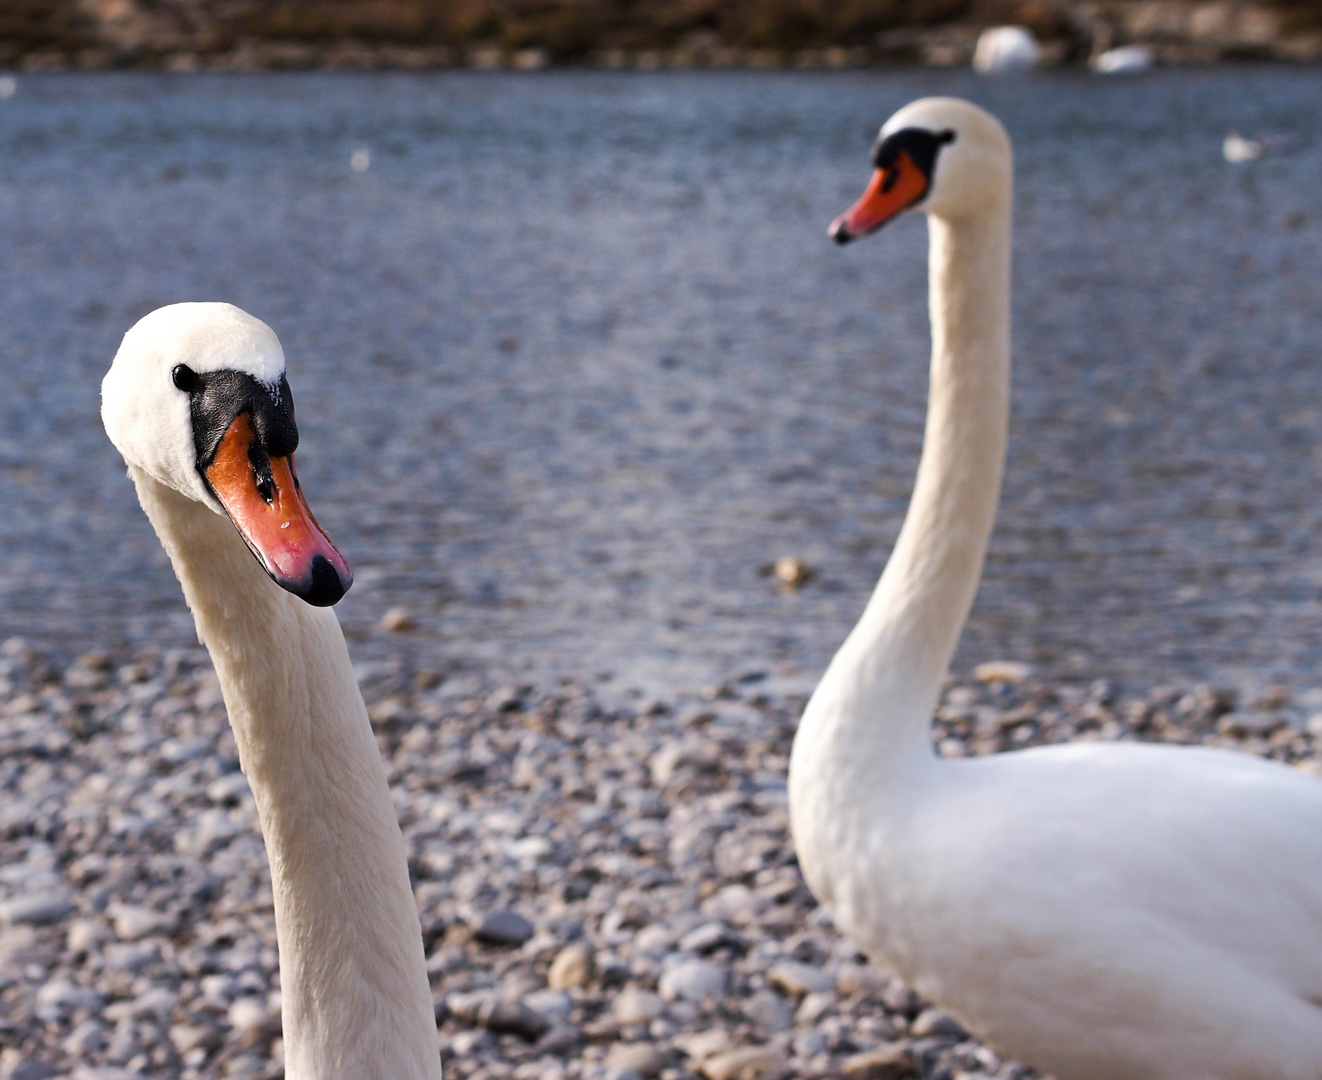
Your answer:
[2,68,1322,697]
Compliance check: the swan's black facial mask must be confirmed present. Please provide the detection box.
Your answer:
[829,127,956,244]
[173,365,299,472]
[171,364,353,607]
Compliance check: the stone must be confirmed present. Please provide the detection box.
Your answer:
[63,1018,108,1055]
[10,1063,62,1080]
[532,1022,581,1054]
[206,771,252,804]
[792,1029,829,1057]
[107,904,173,941]
[66,918,110,953]
[909,1007,966,1039]
[742,989,793,1032]
[772,556,812,588]
[679,921,733,953]
[170,1024,221,1054]
[700,1046,783,1080]
[548,941,593,989]
[522,988,573,1021]
[795,991,832,1025]
[35,978,104,1019]
[380,606,415,632]
[674,1027,733,1062]
[841,1044,917,1079]
[767,961,834,997]
[475,909,534,946]
[1,893,73,926]
[448,990,550,1041]
[972,660,1033,684]
[835,965,887,996]
[613,986,665,1025]
[659,958,726,1002]
[1219,711,1283,737]
[633,924,675,954]
[227,997,275,1035]
[605,1042,667,1078]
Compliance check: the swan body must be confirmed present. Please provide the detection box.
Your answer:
[972,27,1041,74]
[103,304,443,1080]
[801,98,1322,1080]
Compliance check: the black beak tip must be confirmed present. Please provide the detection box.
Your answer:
[291,555,352,607]
[829,220,853,245]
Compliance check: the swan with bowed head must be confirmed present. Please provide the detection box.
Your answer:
[795,97,1322,1080]
[102,303,443,1080]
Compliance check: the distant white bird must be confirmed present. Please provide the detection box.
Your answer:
[815,96,1322,1080]
[1090,45,1153,74]
[1224,133,1267,163]
[972,26,1040,74]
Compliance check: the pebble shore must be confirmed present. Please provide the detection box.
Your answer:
[3,637,1320,1080]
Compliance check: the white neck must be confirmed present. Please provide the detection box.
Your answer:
[130,468,442,1080]
[796,206,1011,788]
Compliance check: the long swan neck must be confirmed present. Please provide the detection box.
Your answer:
[130,468,441,1080]
[889,210,1012,682]
[817,206,1011,766]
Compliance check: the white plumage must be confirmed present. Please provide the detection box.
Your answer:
[973,26,1041,74]
[103,304,443,1080]
[1091,45,1154,74]
[800,98,1322,1080]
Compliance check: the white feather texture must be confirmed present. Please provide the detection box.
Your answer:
[103,305,443,1080]
[793,97,1322,1080]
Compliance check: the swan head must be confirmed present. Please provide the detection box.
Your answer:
[829,97,1011,243]
[102,302,353,607]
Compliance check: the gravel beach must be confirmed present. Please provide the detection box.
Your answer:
[4,636,1319,1080]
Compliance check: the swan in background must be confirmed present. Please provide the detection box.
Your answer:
[794,97,1322,1079]
[102,304,443,1080]
[1090,44,1154,74]
[1224,132,1267,163]
[972,26,1040,73]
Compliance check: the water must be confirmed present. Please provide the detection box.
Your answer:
[2,68,1321,698]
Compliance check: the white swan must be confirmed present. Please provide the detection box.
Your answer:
[798,97,1322,1080]
[1090,44,1154,75]
[102,303,443,1080]
[972,26,1040,74]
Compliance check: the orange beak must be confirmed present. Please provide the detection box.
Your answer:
[203,412,353,606]
[829,150,931,244]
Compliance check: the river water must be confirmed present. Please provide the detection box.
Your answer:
[2,68,1321,700]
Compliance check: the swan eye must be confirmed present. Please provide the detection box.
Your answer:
[172,364,202,393]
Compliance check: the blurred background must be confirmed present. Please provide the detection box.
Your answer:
[2,2,1322,703]
[3,12,1322,1080]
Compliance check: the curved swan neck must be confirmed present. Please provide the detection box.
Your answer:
[130,468,441,1080]
[818,207,1011,765]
